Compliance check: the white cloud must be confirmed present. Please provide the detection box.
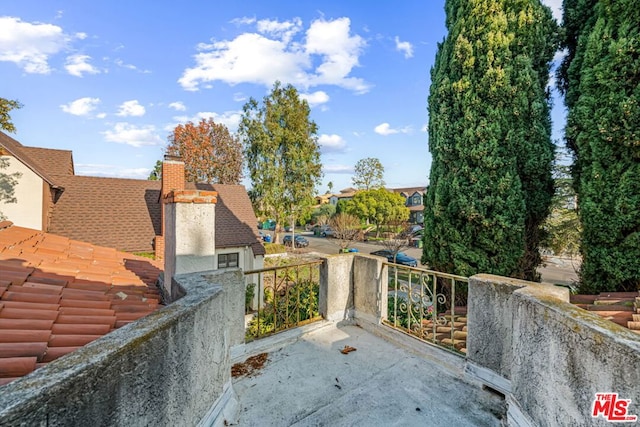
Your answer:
[420,124,428,133]
[116,100,146,117]
[179,17,369,94]
[374,122,411,136]
[169,110,243,133]
[541,0,562,22]
[60,97,100,116]
[231,17,256,26]
[318,134,346,153]
[394,36,414,59]
[168,101,186,111]
[300,91,330,107]
[323,164,353,174]
[0,16,71,74]
[233,92,247,102]
[114,58,150,73]
[304,18,368,92]
[75,163,151,179]
[103,123,162,147]
[65,54,99,77]
[256,17,302,43]
[96,112,107,119]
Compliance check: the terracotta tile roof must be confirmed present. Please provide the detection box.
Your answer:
[0,131,63,190]
[48,175,162,252]
[21,146,74,176]
[571,292,640,333]
[0,221,162,386]
[194,183,265,256]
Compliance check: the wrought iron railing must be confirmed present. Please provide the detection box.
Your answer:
[243,260,323,341]
[384,263,469,355]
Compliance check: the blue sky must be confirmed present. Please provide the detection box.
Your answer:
[1,0,563,192]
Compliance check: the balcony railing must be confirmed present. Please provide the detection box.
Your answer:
[244,260,323,341]
[384,263,469,355]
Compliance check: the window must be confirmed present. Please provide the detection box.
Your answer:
[412,194,421,206]
[218,253,239,268]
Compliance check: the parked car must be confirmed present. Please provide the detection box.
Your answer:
[320,226,335,237]
[283,235,309,248]
[370,250,418,267]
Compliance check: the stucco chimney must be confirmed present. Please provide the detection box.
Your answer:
[155,155,186,260]
[162,189,217,301]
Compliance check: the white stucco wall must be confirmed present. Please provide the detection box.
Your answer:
[0,155,44,230]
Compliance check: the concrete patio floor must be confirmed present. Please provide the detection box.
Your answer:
[231,323,506,426]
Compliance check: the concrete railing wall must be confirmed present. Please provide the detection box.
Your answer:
[0,269,245,427]
[467,274,640,427]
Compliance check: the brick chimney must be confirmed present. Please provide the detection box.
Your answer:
[155,155,185,260]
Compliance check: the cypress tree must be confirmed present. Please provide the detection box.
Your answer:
[560,0,640,293]
[423,0,558,280]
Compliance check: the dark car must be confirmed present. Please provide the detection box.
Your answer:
[370,250,418,267]
[283,235,309,248]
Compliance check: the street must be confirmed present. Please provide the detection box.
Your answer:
[267,230,579,286]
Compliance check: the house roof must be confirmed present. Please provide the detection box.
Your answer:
[48,176,162,253]
[0,131,63,190]
[0,221,162,386]
[195,183,265,256]
[390,186,427,197]
[21,146,74,176]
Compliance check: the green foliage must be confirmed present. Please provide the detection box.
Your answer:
[148,160,162,180]
[561,0,640,292]
[239,81,323,241]
[264,243,287,255]
[246,279,319,340]
[0,98,22,133]
[343,188,409,237]
[311,203,336,224]
[542,149,581,258]
[245,283,256,314]
[423,0,558,280]
[352,157,385,190]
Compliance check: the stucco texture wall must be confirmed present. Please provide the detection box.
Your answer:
[0,156,43,229]
[468,274,640,427]
[0,270,243,427]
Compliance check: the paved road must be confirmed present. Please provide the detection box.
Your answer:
[267,230,579,285]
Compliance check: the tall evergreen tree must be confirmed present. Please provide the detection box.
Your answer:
[423,0,558,280]
[239,81,322,243]
[559,0,640,293]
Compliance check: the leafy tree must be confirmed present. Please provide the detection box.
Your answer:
[559,0,640,293]
[0,97,23,220]
[352,157,385,190]
[166,118,243,184]
[423,0,558,280]
[344,188,409,237]
[329,213,362,252]
[311,203,336,224]
[1,98,22,134]
[239,81,323,243]
[148,160,162,180]
[542,149,581,258]
[327,181,333,194]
